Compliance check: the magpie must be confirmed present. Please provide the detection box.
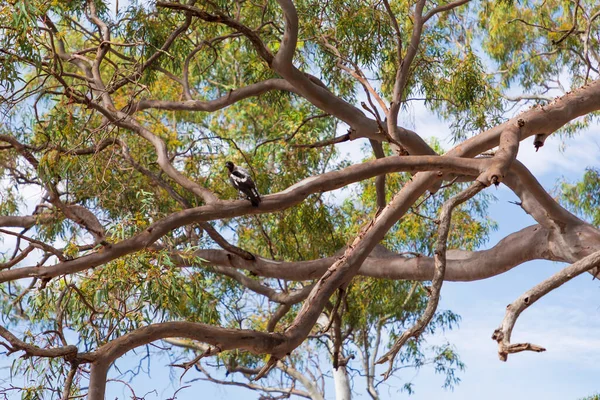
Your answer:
[225,161,261,207]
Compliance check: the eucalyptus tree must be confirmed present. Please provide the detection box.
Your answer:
[0,0,600,399]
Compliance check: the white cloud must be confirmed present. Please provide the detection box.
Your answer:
[517,129,600,178]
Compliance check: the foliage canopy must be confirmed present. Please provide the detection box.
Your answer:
[1,0,600,398]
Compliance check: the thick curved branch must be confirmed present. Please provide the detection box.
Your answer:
[273,0,298,68]
[275,171,444,356]
[187,224,555,282]
[448,79,600,158]
[504,160,584,229]
[0,215,37,228]
[492,249,600,361]
[131,79,298,113]
[87,322,286,400]
[264,0,388,143]
[0,156,486,284]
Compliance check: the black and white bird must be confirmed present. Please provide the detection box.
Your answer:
[225,161,261,207]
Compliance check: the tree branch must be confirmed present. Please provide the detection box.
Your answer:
[131,79,298,113]
[0,326,83,361]
[492,249,600,361]
[0,155,486,284]
[185,224,554,282]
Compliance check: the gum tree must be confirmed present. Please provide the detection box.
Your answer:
[0,0,599,398]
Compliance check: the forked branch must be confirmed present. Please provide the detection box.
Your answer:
[492,249,600,361]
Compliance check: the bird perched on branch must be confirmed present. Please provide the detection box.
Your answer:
[225,161,261,207]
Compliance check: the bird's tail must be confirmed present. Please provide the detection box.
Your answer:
[249,189,261,207]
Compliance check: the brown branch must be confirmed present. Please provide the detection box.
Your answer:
[256,113,330,150]
[86,322,287,400]
[503,160,584,230]
[278,171,439,357]
[551,0,580,45]
[97,109,219,204]
[0,134,40,168]
[492,249,600,361]
[193,363,313,399]
[108,9,193,93]
[476,119,522,186]
[85,0,114,109]
[292,133,350,149]
[156,2,274,64]
[121,140,255,259]
[171,345,220,377]
[391,0,423,107]
[202,223,255,260]
[60,362,78,400]
[370,140,387,210]
[446,79,600,159]
[52,137,121,156]
[0,229,67,262]
[329,53,388,114]
[264,0,387,143]
[131,79,298,113]
[0,326,81,360]
[0,216,37,229]
[0,135,108,246]
[0,245,34,270]
[376,181,486,375]
[423,0,472,23]
[382,0,402,64]
[387,0,429,154]
[211,265,312,305]
[178,224,554,282]
[166,336,322,399]
[504,94,554,102]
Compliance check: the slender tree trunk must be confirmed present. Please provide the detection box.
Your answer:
[334,365,352,400]
[88,362,109,400]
